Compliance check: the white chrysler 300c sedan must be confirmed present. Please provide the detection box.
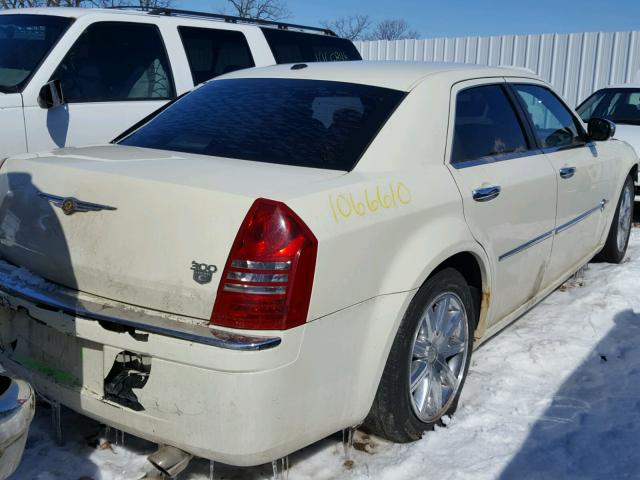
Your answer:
[0,62,635,469]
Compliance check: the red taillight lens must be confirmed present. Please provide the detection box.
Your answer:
[210,198,318,330]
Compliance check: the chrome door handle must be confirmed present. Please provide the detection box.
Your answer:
[472,185,501,202]
[559,166,576,179]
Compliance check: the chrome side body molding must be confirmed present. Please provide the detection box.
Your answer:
[499,199,608,262]
[499,229,554,262]
[555,199,608,234]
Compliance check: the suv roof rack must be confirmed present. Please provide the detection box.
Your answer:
[107,6,337,37]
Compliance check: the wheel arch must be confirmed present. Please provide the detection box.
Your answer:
[418,248,492,340]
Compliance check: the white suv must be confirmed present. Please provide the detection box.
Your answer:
[0,7,360,158]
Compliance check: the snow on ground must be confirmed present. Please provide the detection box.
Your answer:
[8,229,640,480]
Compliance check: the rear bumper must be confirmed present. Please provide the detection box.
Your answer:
[0,261,280,351]
[0,282,412,466]
[0,376,35,479]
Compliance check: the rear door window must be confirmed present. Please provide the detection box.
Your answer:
[451,84,530,165]
[261,28,361,64]
[178,26,255,85]
[52,22,175,103]
[119,78,405,171]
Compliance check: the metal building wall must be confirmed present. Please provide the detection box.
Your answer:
[355,32,640,106]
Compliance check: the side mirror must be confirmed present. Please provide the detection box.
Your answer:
[38,79,65,109]
[588,117,616,141]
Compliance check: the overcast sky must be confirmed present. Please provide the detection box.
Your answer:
[183,0,640,38]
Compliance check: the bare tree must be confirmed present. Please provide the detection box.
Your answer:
[222,0,290,20]
[137,0,171,9]
[1,0,170,8]
[86,0,172,8]
[368,18,419,41]
[321,15,371,41]
[1,0,87,6]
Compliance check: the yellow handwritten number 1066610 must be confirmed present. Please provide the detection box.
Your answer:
[329,182,412,223]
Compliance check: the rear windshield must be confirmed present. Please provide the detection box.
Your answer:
[576,88,640,125]
[119,78,404,171]
[0,14,72,93]
[261,28,362,63]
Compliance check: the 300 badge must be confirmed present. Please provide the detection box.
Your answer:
[191,261,218,285]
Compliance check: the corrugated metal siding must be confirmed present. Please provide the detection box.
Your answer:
[356,31,640,106]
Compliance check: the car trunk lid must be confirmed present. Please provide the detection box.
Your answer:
[0,145,341,320]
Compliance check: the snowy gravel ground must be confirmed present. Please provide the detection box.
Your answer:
[8,229,640,480]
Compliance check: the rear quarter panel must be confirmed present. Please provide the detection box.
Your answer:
[287,80,491,327]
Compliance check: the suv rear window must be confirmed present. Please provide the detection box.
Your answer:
[261,28,362,63]
[178,26,254,85]
[119,78,404,171]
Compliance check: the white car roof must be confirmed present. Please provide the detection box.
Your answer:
[219,61,544,92]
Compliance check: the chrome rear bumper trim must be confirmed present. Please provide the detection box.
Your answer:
[0,263,281,351]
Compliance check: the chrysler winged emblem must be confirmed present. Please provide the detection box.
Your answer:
[38,192,117,215]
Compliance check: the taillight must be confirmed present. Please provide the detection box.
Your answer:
[211,198,317,330]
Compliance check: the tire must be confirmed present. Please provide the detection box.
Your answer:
[364,268,475,443]
[596,175,634,264]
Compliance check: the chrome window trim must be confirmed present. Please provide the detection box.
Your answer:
[499,199,608,261]
[0,263,281,351]
[541,141,594,155]
[451,148,543,169]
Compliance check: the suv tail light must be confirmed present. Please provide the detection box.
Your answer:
[211,198,317,330]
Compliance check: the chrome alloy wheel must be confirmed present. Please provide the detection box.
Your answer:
[409,292,469,422]
[617,184,632,253]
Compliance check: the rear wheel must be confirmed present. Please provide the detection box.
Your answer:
[596,175,634,264]
[365,268,475,442]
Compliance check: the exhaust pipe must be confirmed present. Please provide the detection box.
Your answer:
[148,445,193,478]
